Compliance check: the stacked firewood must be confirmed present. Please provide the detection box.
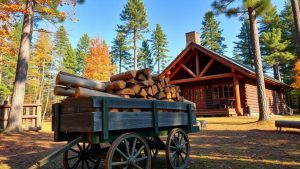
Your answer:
[54,68,183,102]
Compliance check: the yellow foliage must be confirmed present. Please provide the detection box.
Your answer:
[83,38,115,81]
[293,60,300,88]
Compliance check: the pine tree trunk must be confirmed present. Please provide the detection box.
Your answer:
[273,65,281,81]
[133,29,137,70]
[291,0,300,59]
[248,8,269,121]
[157,56,160,73]
[5,0,34,132]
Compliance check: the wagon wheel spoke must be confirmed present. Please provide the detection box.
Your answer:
[77,143,82,151]
[105,133,151,169]
[85,159,90,169]
[166,128,190,169]
[131,138,137,156]
[132,163,143,169]
[81,160,84,169]
[68,155,79,161]
[70,148,79,154]
[87,157,97,164]
[71,159,81,169]
[134,145,145,158]
[135,156,148,162]
[124,139,130,156]
[112,161,128,166]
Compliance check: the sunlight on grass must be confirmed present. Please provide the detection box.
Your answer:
[0,163,11,169]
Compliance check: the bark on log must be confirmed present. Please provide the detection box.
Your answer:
[110,70,137,82]
[54,86,76,97]
[56,73,107,91]
[116,88,135,95]
[110,80,126,90]
[75,87,120,98]
[137,68,152,77]
[136,73,147,81]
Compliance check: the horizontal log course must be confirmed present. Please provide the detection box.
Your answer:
[56,72,107,91]
[109,80,126,90]
[75,87,120,98]
[54,86,75,97]
[110,70,137,82]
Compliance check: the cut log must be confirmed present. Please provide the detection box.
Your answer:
[75,87,120,98]
[160,80,165,87]
[152,74,164,82]
[116,88,135,95]
[148,79,155,86]
[110,108,119,112]
[152,85,158,95]
[164,86,171,93]
[156,83,163,92]
[110,70,137,82]
[166,92,172,99]
[171,93,177,99]
[56,72,107,91]
[137,79,154,87]
[137,68,152,78]
[136,73,147,81]
[120,95,131,98]
[54,86,75,97]
[154,92,166,100]
[132,108,142,112]
[110,80,126,90]
[138,89,147,97]
[126,78,136,86]
[146,87,153,96]
[171,87,177,94]
[129,85,141,94]
[164,76,170,84]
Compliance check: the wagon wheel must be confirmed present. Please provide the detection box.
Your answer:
[63,142,101,169]
[105,133,151,169]
[145,137,159,159]
[166,128,190,169]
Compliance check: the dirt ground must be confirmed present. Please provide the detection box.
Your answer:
[0,115,300,169]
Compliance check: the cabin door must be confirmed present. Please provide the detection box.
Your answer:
[182,86,206,109]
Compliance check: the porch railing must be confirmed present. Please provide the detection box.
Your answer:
[0,104,42,131]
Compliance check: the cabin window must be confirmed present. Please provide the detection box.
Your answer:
[212,83,234,99]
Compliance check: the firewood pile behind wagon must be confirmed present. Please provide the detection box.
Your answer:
[47,68,200,169]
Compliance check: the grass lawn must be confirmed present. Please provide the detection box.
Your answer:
[0,115,300,169]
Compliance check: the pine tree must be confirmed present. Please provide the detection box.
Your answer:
[233,19,253,67]
[75,33,90,75]
[118,0,149,70]
[138,40,153,69]
[54,26,70,58]
[84,38,115,81]
[261,28,294,81]
[212,0,272,121]
[151,24,169,73]
[63,44,78,74]
[200,11,227,54]
[110,32,131,73]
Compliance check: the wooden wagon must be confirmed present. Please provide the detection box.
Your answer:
[52,96,200,169]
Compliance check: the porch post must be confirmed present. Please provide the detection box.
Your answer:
[233,73,243,115]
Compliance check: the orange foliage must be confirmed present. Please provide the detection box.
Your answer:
[293,60,300,88]
[0,0,77,54]
[84,38,115,81]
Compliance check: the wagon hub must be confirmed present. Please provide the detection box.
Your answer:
[128,156,137,166]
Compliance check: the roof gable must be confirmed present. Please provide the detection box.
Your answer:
[161,42,289,88]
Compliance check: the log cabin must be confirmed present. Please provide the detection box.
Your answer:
[160,31,291,116]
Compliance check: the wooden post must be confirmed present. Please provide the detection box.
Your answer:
[195,53,200,76]
[36,104,42,129]
[233,73,242,115]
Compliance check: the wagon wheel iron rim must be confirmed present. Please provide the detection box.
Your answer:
[166,128,190,169]
[145,137,159,159]
[63,142,101,169]
[105,133,151,169]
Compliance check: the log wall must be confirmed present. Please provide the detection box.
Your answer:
[243,80,286,115]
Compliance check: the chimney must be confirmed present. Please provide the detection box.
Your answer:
[186,31,200,46]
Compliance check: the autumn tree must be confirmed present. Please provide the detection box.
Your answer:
[138,40,153,69]
[75,33,90,75]
[151,24,169,73]
[110,32,131,73]
[233,19,253,67]
[84,38,115,81]
[212,0,272,121]
[4,0,82,132]
[261,28,294,81]
[118,0,149,70]
[200,11,227,54]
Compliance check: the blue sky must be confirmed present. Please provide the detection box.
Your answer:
[58,0,286,61]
